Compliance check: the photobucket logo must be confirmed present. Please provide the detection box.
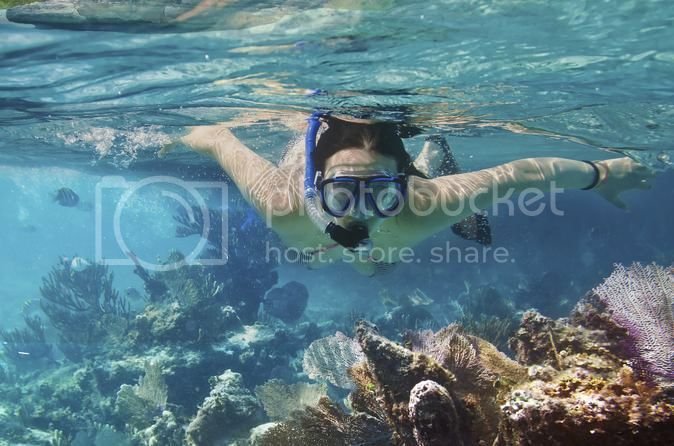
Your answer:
[95,175,228,271]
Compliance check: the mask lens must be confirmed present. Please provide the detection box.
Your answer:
[371,180,403,214]
[323,181,357,216]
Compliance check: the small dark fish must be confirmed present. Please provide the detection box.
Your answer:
[262,281,309,323]
[53,187,79,207]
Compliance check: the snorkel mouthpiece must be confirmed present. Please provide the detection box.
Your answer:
[325,222,372,251]
[304,111,372,253]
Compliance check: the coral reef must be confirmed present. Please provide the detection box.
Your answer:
[258,264,673,446]
[302,331,365,389]
[1,315,52,365]
[135,410,184,446]
[49,429,72,446]
[459,314,513,351]
[261,281,309,323]
[0,202,326,445]
[185,370,262,446]
[173,205,279,323]
[591,262,674,381]
[409,380,464,446]
[498,363,674,445]
[254,379,327,420]
[5,363,113,441]
[256,397,392,446]
[115,361,168,431]
[4,207,672,446]
[356,322,462,444]
[405,324,491,388]
[39,260,130,361]
[499,263,674,444]
[376,288,436,337]
[454,284,519,351]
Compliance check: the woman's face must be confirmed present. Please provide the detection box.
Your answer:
[323,148,399,231]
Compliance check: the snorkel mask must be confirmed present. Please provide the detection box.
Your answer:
[316,170,407,218]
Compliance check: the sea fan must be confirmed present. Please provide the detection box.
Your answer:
[593,262,674,381]
[303,332,365,389]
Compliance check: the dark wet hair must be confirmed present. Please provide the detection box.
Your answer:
[314,116,428,178]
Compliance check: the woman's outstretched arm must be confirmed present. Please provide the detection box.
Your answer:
[181,125,300,221]
[404,157,654,241]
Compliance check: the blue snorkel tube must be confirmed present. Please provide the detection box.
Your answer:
[304,112,372,251]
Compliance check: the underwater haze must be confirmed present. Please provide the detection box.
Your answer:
[1,1,673,445]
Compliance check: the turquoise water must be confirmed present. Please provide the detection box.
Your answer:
[1,1,673,445]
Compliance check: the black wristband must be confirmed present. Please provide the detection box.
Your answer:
[581,160,601,190]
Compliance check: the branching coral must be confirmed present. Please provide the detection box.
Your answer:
[39,260,130,360]
[40,260,129,318]
[173,205,280,323]
[131,205,280,343]
[1,315,51,364]
[174,206,224,260]
[131,252,244,345]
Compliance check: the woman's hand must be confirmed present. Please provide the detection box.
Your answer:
[181,125,236,156]
[159,124,235,158]
[594,157,655,209]
[159,110,306,158]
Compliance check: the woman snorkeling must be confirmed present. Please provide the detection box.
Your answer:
[179,113,655,276]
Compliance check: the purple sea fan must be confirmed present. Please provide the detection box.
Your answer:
[592,262,674,381]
